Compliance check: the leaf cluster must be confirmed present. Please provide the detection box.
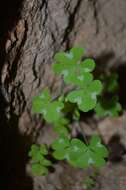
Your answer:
[28,144,52,175]
[52,135,108,168]
[95,73,122,117]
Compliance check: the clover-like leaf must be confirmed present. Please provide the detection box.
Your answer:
[52,135,70,150]
[32,88,64,124]
[40,144,48,155]
[80,58,95,72]
[54,125,69,136]
[95,96,122,117]
[66,80,103,112]
[29,144,52,176]
[40,159,52,166]
[52,135,70,160]
[83,176,96,189]
[53,47,96,86]
[32,88,51,113]
[28,144,40,157]
[53,148,69,160]
[31,163,48,176]
[67,139,87,166]
[101,73,119,93]
[29,144,48,162]
[42,101,64,123]
[89,136,108,158]
[70,47,85,62]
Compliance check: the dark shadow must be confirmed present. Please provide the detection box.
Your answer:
[117,63,126,109]
[80,52,126,123]
[94,52,115,76]
[0,0,33,189]
[0,90,33,190]
[0,0,24,80]
[108,134,126,163]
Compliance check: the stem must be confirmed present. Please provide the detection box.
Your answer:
[75,121,89,145]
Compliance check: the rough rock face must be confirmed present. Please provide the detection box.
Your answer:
[1,0,126,133]
[0,0,126,189]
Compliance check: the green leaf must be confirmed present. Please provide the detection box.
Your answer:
[53,148,68,160]
[41,159,52,166]
[66,80,102,112]
[51,135,70,150]
[95,96,122,117]
[54,125,69,136]
[70,47,85,62]
[67,139,87,166]
[32,96,45,113]
[28,144,40,157]
[74,149,95,168]
[53,47,96,87]
[43,101,64,123]
[83,176,96,189]
[32,88,51,113]
[40,144,48,155]
[89,136,108,158]
[101,73,119,93]
[80,58,95,72]
[31,163,48,176]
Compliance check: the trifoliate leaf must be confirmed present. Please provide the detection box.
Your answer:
[32,151,44,162]
[32,96,45,113]
[95,96,122,117]
[89,136,108,158]
[66,80,103,112]
[31,163,48,176]
[83,176,95,189]
[80,58,95,72]
[70,47,85,62]
[53,148,68,160]
[66,70,93,87]
[51,135,70,150]
[28,144,40,157]
[54,52,73,64]
[67,139,87,166]
[101,73,119,93]
[40,144,48,155]
[41,159,52,166]
[32,88,51,113]
[54,125,69,136]
[43,101,64,123]
[53,47,96,86]
[74,149,95,168]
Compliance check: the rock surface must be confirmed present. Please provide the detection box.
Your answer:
[0,0,126,189]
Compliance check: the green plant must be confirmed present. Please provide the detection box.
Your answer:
[28,144,52,175]
[83,176,96,189]
[95,73,122,117]
[28,47,121,186]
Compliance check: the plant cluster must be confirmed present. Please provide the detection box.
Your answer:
[28,47,121,187]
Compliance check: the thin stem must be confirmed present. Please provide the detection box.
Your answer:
[74,121,89,145]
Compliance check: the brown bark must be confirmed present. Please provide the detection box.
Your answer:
[1,0,126,189]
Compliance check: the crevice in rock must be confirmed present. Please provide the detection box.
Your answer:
[62,0,83,47]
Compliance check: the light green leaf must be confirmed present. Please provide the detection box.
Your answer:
[43,101,64,123]
[70,47,85,62]
[81,58,95,72]
[53,148,68,160]
[41,159,52,166]
[31,163,48,176]
[51,135,70,150]
[40,144,48,155]
[89,136,108,158]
